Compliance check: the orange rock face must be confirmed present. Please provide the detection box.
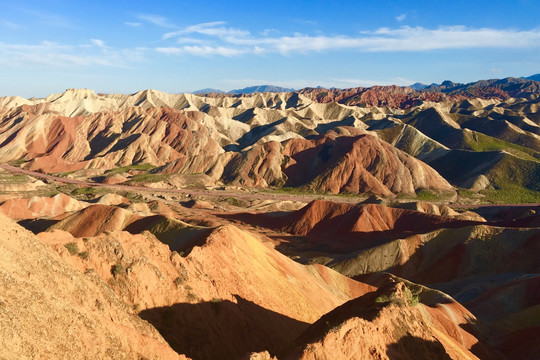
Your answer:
[282,280,503,360]
[0,212,185,360]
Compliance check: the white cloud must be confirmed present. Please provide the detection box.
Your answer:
[158,23,540,57]
[157,45,246,57]
[90,39,106,48]
[137,14,175,28]
[155,47,182,55]
[125,21,142,27]
[396,14,407,22]
[163,21,249,39]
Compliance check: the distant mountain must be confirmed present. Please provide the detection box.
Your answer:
[227,85,295,95]
[192,85,295,95]
[192,88,225,94]
[525,74,540,81]
[420,77,540,98]
[408,82,429,90]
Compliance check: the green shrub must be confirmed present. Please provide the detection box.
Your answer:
[111,264,124,277]
[78,251,89,260]
[64,242,79,255]
[174,276,185,286]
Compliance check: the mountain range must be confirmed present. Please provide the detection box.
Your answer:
[0,74,539,359]
[193,74,540,96]
[193,84,296,95]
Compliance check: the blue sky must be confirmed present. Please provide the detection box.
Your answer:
[1,0,539,97]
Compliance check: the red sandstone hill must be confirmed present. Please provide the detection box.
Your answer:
[217,133,455,196]
[0,105,222,173]
[223,200,480,254]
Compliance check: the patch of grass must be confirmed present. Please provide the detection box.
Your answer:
[464,131,540,162]
[70,186,108,199]
[415,190,440,201]
[104,163,156,177]
[480,184,540,204]
[118,191,144,203]
[8,158,27,166]
[78,251,89,260]
[0,174,30,184]
[222,196,241,207]
[55,170,76,177]
[126,173,171,184]
[64,242,79,255]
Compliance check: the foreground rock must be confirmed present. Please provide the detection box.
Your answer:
[0,212,184,359]
[282,279,503,360]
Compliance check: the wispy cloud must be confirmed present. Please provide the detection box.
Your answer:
[124,21,141,27]
[137,14,175,28]
[90,39,106,48]
[0,40,146,68]
[159,23,540,57]
[395,14,407,22]
[163,21,249,39]
[157,45,247,57]
[0,19,22,29]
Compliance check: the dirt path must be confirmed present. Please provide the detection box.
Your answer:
[3,164,538,209]
[0,164,364,204]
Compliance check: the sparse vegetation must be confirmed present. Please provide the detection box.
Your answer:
[126,173,171,184]
[111,264,124,277]
[480,185,540,204]
[104,163,156,177]
[375,284,420,307]
[69,186,108,199]
[0,173,30,184]
[78,251,89,260]
[64,242,79,255]
[8,158,27,166]
[464,131,540,162]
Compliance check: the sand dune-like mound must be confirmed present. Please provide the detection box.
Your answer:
[49,204,138,236]
[0,212,184,359]
[0,193,88,219]
[393,201,486,221]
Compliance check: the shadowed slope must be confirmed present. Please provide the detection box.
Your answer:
[140,297,309,360]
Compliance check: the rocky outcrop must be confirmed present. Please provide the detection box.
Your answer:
[282,280,503,360]
[0,212,184,359]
